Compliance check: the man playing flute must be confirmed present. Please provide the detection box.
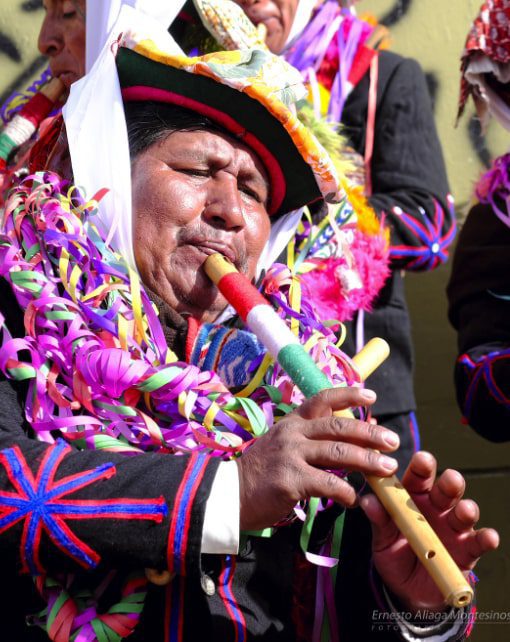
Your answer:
[0,2,498,641]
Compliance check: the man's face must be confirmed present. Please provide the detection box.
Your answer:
[232,0,299,53]
[38,0,86,91]
[132,129,271,323]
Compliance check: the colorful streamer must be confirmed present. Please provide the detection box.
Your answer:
[0,173,361,640]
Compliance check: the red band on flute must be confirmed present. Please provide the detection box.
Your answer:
[217,273,269,322]
[20,93,54,127]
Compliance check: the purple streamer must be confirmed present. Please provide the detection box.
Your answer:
[476,153,510,229]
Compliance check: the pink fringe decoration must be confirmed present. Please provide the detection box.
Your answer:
[300,228,390,323]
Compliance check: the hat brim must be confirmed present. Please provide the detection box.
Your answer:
[117,47,321,216]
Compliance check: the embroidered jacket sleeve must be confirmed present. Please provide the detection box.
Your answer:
[0,279,220,578]
[448,201,510,442]
[342,51,455,272]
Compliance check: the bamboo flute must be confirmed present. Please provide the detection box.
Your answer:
[204,252,473,609]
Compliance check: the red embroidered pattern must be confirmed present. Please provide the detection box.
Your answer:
[0,440,167,574]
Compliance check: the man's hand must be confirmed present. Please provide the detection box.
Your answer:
[236,387,400,531]
[361,451,500,612]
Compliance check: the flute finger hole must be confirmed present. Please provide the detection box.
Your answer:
[425,550,436,560]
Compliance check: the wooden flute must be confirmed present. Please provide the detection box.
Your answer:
[204,252,473,609]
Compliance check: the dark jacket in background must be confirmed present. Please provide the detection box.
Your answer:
[342,51,453,417]
[448,201,510,442]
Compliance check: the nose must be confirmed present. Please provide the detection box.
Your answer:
[38,14,63,59]
[203,174,246,231]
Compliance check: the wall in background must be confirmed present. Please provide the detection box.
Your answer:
[0,0,508,207]
[356,4,510,640]
[358,0,508,208]
[0,1,46,111]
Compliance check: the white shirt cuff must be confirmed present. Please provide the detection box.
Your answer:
[201,460,240,554]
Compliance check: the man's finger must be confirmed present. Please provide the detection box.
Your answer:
[306,441,398,477]
[465,528,500,562]
[298,387,377,420]
[302,415,399,451]
[447,499,479,533]
[305,466,358,507]
[402,451,437,494]
[429,469,466,512]
[359,493,400,552]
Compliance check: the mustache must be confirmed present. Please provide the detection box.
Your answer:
[176,226,249,273]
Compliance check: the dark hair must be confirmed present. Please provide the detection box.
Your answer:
[124,101,226,160]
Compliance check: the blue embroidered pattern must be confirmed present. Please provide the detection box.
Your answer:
[389,197,456,270]
[0,440,167,574]
[190,324,265,388]
[458,349,510,421]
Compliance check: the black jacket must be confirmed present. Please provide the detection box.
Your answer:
[341,51,454,417]
[0,275,471,641]
[448,201,510,442]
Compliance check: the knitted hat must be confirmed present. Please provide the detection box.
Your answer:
[117,37,343,217]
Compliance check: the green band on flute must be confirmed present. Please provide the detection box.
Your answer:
[278,344,333,399]
[0,133,17,162]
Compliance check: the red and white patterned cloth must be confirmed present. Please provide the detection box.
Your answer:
[458,0,510,123]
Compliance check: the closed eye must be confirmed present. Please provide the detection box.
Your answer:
[174,167,210,178]
[239,184,263,203]
[62,0,80,19]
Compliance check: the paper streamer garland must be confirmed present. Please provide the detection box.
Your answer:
[33,571,148,642]
[284,1,376,122]
[0,172,363,640]
[0,174,263,458]
[476,152,510,229]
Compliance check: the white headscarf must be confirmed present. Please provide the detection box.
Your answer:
[64,0,328,280]
[250,0,324,278]
[64,1,186,269]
